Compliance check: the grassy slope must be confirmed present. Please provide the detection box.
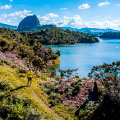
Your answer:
[0,64,64,120]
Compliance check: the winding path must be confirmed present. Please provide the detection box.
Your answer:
[30,87,64,120]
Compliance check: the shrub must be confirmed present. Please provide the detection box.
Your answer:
[0,61,4,66]
[18,68,26,73]
[18,45,34,61]
[40,74,47,81]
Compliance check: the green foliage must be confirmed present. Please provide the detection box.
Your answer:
[0,65,63,120]
[18,67,27,73]
[40,74,48,81]
[100,32,120,39]
[18,45,34,61]
[0,28,59,70]
[0,93,42,120]
[90,95,120,120]
[21,28,99,45]
[0,61,4,66]
[0,38,13,51]
[59,69,78,80]
[72,85,81,96]
[56,50,60,56]
[88,61,120,98]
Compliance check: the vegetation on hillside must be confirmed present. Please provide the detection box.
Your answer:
[100,32,120,39]
[88,62,120,120]
[40,62,120,120]
[21,28,99,45]
[0,28,59,70]
[0,27,119,120]
[0,61,64,120]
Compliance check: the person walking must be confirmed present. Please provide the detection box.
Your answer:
[26,68,34,87]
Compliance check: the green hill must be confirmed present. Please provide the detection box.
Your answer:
[0,23,17,30]
[0,63,64,120]
[21,28,99,45]
[0,27,62,120]
[0,28,59,70]
[100,32,120,39]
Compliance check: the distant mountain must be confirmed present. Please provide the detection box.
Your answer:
[17,15,57,31]
[61,27,119,36]
[38,24,57,30]
[0,23,17,30]
[17,14,40,31]
[100,32,120,39]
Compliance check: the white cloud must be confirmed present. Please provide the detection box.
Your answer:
[52,15,120,30]
[98,1,111,7]
[0,18,12,25]
[78,3,90,9]
[0,5,12,9]
[1,10,32,25]
[10,0,13,2]
[61,8,68,10]
[41,13,59,21]
[1,11,120,30]
[2,10,31,18]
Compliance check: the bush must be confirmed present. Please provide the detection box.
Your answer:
[40,74,47,81]
[18,67,27,73]
[18,45,34,61]
[0,61,4,66]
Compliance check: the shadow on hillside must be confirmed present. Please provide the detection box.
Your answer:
[75,82,120,120]
[90,95,120,120]
[75,82,101,116]
[10,85,27,92]
[0,86,27,100]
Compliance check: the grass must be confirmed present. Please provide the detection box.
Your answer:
[0,64,63,120]
[53,105,77,120]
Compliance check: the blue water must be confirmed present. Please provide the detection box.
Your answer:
[47,38,120,78]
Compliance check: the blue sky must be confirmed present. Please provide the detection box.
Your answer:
[0,0,120,30]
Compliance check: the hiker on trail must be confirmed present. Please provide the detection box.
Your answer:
[26,68,34,87]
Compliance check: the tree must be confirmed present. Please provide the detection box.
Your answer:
[50,66,56,77]
[59,69,78,80]
[59,69,64,78]
[56,50,60,56]
[88,61,120,100]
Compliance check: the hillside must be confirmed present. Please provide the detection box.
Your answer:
[0,28,60,70]
[0,27,62,119]
[21,28,99,45]
[100,32,120,39]
[0,61,64,120]
[0,27,120,120]
[61,27,119,36]
[0,23,17,30]
[1,56,120,120]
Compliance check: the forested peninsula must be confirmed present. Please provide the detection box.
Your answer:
[21,28,99,45]
[100,32,120,39]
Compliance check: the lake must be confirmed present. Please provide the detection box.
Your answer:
[48,38,120,78]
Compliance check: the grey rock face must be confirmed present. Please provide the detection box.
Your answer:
[17,15,40,31]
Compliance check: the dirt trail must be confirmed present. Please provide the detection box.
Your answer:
[30,87,64,120]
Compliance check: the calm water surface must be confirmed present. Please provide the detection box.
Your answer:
[47,38,120,78]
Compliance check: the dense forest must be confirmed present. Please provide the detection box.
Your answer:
[100,32,120,39]
[21,28,99,45]
[0,28,59,70]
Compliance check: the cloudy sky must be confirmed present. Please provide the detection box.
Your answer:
[1,0,120,30]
